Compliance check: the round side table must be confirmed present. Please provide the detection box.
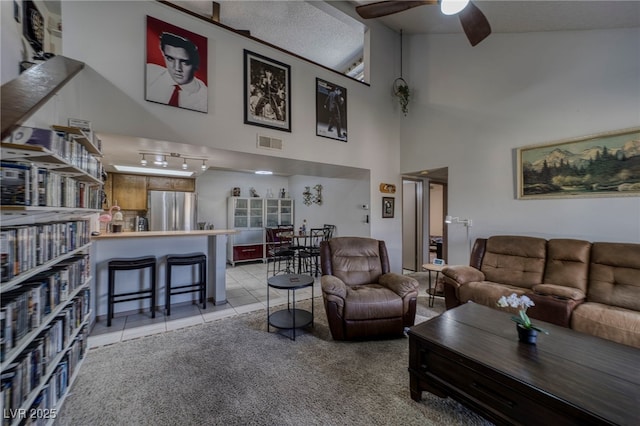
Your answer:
[267,273,314,340]
[421,263,445,307]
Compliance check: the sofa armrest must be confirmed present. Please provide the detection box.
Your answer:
[532,284,586,301]
[321,275,347,300]
[379,273,419,298]
[442,265,485,287]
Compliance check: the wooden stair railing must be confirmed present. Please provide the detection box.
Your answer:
[1,56,84,141]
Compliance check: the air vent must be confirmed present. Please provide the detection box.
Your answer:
[257,134,283,151]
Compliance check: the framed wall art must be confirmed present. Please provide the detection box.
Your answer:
[145,16,208,113]
[516,127,640,199]
[316,78,347,142]
[382,197,395,218]
[23,0,44,53]
[244,50,291,132]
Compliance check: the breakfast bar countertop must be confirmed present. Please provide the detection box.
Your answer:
[91,228,236,321]
[91,229,237,239]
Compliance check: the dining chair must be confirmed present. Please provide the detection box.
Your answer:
[299,228,325,277]
[323,224,336,240]
[265,226,296,276]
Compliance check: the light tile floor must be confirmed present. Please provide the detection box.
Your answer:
[88,261,322,348]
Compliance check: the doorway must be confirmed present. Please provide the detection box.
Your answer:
[402,179,422,271]
[402,168,448,270]
[428,182,446,263]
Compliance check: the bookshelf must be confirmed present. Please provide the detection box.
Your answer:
[1,57,100,425]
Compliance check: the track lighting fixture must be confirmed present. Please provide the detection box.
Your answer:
[132,152,209,174]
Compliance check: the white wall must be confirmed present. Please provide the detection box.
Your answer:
[53,0,405,270]
[1,0,62,85]
[195,170,370,237]
[288,175,370,237]
[1,0,22,84]
[401,28,640,264]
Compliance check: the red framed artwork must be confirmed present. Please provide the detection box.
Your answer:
[145,16,208,113]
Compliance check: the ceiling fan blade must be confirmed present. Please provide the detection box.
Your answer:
[355,1,436,19]
[458,1,492,46]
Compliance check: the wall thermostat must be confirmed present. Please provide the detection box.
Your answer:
[433,258,445,266]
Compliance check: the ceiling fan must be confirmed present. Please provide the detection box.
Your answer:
[355,0,492,46]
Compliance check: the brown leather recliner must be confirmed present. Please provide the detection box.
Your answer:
[320,237,419,340]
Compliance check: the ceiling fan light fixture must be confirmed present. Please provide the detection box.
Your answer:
[440,0,469,15]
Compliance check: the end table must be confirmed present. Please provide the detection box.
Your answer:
[267,273,314,340]
[421,263,445,307]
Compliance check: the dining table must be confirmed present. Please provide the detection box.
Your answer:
[280,232,310,273]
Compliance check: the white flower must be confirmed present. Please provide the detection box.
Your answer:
[496,293,548,334]
[497,293,534,310]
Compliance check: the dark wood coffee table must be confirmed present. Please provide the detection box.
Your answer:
[408,302,640,425]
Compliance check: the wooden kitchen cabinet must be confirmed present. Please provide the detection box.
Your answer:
[103,172,113,209]
[147,176,195,192]
[110,173,148,210]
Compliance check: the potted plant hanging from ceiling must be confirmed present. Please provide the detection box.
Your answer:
[394,77,410,116]
[393,29,409,116]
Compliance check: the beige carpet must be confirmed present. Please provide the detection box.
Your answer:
[57,295,493,426]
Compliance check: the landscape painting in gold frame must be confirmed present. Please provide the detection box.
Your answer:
[517,127,640,200]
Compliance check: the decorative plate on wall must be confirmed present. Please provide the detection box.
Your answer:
[379,183,396,194]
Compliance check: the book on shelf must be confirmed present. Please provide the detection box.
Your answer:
[1,221,91,284]
[0,162,31,206]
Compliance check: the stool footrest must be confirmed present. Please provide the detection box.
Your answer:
[170,288,204,296]
[112,293,154,303]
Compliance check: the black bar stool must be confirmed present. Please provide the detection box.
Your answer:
[107,256,157,326]
[165,253,207,316]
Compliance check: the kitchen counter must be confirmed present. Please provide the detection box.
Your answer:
[91,229,236,324]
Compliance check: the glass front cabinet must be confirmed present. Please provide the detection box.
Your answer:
[227,197,294,266]
[232,198,264,229]
[265,199,294,227]
[227,197,265,266]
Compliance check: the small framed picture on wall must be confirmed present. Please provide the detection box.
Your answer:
[316,78,347,142]
[244,50,291,132]
[382,197,394,218]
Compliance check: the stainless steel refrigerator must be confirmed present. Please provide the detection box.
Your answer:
[148,191,197,231]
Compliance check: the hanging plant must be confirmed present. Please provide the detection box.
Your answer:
[393,77,410,116]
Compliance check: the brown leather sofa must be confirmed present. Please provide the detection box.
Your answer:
[320,237,419,340]
[442,235,640,348]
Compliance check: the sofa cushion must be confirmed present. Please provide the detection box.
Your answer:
[542,239,591,294]
[480,236,547,289]
[571,302,640,348]
[327,237,384,286]
[588,242,640,311]
[458,281,529,308]
[343,284,403,320]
